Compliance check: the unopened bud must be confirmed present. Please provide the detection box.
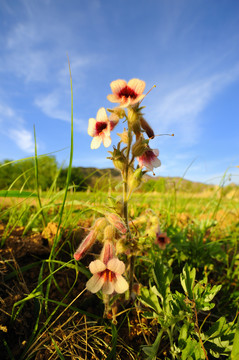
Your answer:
[113,107,126,119]
[132,120,141,137]
[132,136,149,157]
[103,225,115,241]
[106,213,127,234]
[74,230,97,260]
[93,217,108,232]
[140,117,155,139]
[100,240,115,264]
[129,168,144,191]
[108,147,126,171]
[117,129,128,144]
[128,108,139,125]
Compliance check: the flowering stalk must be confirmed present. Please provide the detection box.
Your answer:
[75,77,164,313]
[122,124,134,295]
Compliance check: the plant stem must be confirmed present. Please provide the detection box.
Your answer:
[122,126,135,296]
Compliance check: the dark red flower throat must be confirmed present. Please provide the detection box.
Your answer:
[96,122,107,135]
[118,86,137,99]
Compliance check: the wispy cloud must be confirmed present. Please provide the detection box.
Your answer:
[0,103,15,119]
[0,101,35,153]
[9,128,35,153]
[150,64,239,145]
[34,91,87,132]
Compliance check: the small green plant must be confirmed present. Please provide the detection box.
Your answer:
[138,260,235,359]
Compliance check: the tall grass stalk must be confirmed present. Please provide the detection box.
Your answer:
[34,125,46,228]
[44,58,74,314]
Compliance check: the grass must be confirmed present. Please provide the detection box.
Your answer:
[0,182,238,359]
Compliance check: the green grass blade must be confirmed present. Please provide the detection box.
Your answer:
[34,125,46,227]
[0,190,36,198]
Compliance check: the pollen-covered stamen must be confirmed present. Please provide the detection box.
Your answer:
[96,122,107,135]
[118,86,137,99]
[101,269,115,282]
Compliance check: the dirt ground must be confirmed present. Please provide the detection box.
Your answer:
[0,221,154,359]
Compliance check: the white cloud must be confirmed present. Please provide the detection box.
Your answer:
[9,128,35,153]
[34,91,87,132]
[0,101,36,153]
[0,103,15,118]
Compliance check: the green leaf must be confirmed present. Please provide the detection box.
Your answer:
[181,338,205,360]
[138,287,162,314]
[180,264,196,299]
[205,317,226,340]
[178,323,188,350]
[153,259,173,302]
[142,329,163,360]
[231,316,239,359]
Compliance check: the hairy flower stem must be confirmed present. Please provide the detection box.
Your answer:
[103,294,110,318]
[122,126,134,296]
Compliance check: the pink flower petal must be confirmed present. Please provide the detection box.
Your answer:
[86,274,104,293]
[128,79,145,95]
[107,258,125,275]
[89,259,106,274]
[153,149,159,157]
[91,136,102,149]
[110,79,127,95]
[102,280,114,294]
[114,275,129,293]
[88,118,97,136]
[152,158,161,168]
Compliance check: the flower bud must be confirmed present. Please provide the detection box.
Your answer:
[93,217,108,232]
[106,213,127,234]
[140,117,155,139]
[100,240,115,264]
[108,147,126,171]
[127,107,138,125]
[117,129,128,144]
[74,230,97,260]
[131,136,149,157]
[113,107,126,119]
[128,168,144,191]
[132,120,141,138]
[103,224,115,241]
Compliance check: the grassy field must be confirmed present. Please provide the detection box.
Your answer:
[0,184,239,360]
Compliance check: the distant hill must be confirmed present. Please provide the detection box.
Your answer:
[78,167,238,194]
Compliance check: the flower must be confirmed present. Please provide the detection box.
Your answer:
[107,79,145,108]
[137,148,161,172]
[86,241,129,294]
[88,107,111,149]
[155,229,171,250]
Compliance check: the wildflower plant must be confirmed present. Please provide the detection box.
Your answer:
[74,78,163,312]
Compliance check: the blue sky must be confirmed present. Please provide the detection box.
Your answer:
[0,0,239,184]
